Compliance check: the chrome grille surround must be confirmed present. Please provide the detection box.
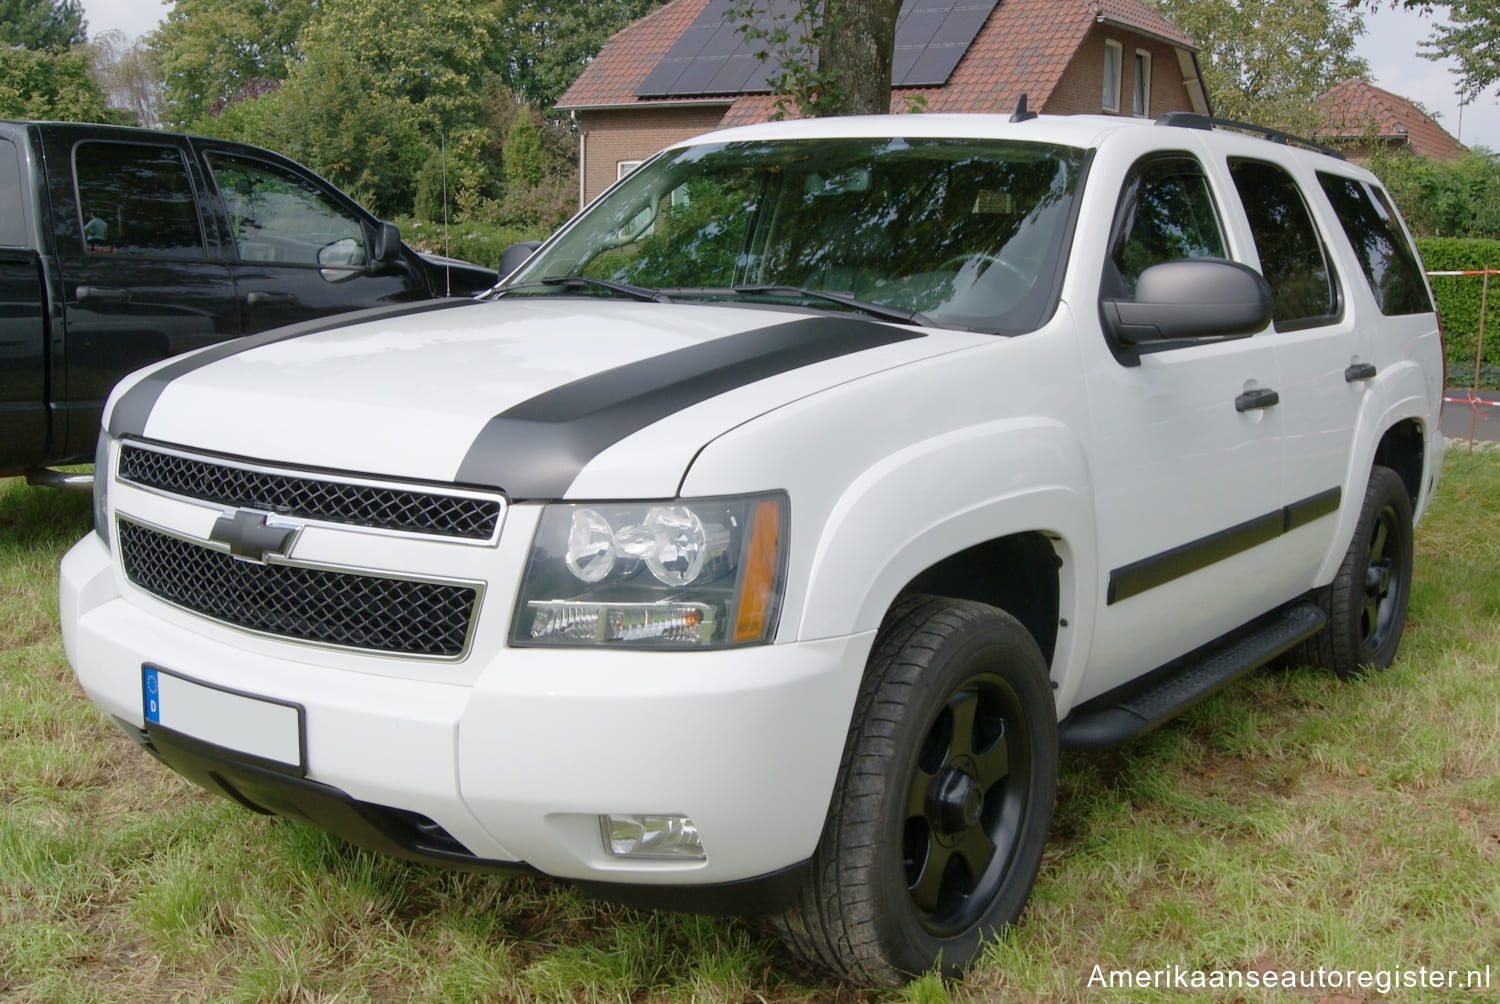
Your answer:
[118,441,504,543]
[117,517,483,659]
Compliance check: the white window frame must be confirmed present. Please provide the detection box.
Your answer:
[1133,50,1152,117]
[1102,40,1123,113]
[617,160,644,181]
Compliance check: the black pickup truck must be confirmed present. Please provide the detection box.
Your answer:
[1,120,497,484]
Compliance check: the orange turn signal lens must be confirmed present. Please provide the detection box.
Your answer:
[732,498,784,643]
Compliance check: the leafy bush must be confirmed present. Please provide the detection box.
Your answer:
[1418,237,1500,387]
[394,217,550,272]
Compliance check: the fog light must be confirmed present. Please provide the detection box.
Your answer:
[601,814,706,860]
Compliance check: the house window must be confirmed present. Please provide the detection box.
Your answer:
[1102,40,1122,113]
[617,160,644,180]
[1133,51,1151,116]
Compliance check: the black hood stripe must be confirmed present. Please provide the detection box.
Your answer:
[108,298,484,439]
[457,315,924,498]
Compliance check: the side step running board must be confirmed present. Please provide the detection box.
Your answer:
[1059,602,1326,751]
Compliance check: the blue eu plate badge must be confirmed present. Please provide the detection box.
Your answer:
[143,666,160,723]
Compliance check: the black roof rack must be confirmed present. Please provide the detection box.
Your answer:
[1154,111,1346,161]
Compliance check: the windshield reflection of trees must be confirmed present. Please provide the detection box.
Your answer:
[573,139,1082,331]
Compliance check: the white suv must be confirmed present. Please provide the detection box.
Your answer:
[61,112,1444,985]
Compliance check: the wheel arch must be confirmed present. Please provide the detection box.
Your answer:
[794,419,1097,706]
[1315,371,1437,587]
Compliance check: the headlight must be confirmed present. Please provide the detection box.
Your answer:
[512,493,788,648]
[92,431,111,551]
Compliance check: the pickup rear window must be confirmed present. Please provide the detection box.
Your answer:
[0,138,23,247]
[73,142,205,257]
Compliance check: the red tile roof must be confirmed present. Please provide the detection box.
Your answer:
[1315,78,1467,162]
[559,0,1197,116]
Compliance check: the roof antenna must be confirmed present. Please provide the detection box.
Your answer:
[1010,93,1037,123]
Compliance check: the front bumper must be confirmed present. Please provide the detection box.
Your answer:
[61,532,873,905]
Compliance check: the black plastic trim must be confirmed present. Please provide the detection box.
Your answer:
[1284,486,1341,532]
[574,861,812,917]
[456,315,923,497]
[1108,487,1341,604]
[126,720,812,915]
[1059,601,1326,750]
[108,298,483,439]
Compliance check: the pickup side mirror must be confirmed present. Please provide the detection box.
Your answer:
[499,240,543,279]
[1101,258,1272,346]
[372,222,402,265]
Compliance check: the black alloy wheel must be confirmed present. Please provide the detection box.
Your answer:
[774,595,1058,986]
[1296,465,1414,678]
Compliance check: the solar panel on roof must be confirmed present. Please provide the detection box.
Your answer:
[634,0,1000,98]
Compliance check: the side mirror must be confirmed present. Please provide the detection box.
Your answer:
[1101,259,1272,345]
[372,222,402,265]
[499,240,543,279]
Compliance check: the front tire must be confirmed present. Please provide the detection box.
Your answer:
[774,596,1058,986]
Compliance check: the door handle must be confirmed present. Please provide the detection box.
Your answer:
[1345,362,1377,383]
[76,285,129,302]
[246,291,298,307]
[1235,387,1280,412]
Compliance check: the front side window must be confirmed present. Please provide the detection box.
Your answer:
[1317,172,1432,316]
[1228,158,1338,329]
[207,153,367,267]
[73,142,204,256]
[1103,40,1122,113]
[1107,154,1227,297]
[510,137,1088,333]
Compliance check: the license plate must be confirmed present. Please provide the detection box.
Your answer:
[142,665,305,771]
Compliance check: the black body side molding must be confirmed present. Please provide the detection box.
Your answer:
[1108,487,1342,604]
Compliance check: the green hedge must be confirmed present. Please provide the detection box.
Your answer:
[1417,237,1500,388]
[394,217,550,274]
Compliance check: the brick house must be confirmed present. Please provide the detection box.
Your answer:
[557,0,1210,204]
[1314,78,1467,163]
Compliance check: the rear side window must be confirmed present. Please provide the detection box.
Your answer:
[1228,158,1338,330]
[73,142,205,256]
[0,138,24,246]
[1107,154,1227,297]
[1317,173,1432,316]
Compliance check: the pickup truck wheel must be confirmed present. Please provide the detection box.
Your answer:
[774,595,1057,986]
[1300,466,1413,678]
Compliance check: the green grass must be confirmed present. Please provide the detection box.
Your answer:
[3,453,1499,1002]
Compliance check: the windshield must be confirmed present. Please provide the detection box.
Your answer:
[507,137,1087,332]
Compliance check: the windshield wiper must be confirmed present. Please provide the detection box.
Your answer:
[728,285,930,326]
[492,275,671,303]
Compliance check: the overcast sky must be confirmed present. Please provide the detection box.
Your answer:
[79,0,1500,152]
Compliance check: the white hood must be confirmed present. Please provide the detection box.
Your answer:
[129,298,980,497]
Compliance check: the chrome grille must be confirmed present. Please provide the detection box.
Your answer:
[118,444,501,540]
[118,520,479,658]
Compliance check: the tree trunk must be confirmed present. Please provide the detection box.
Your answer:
[817,0,901,116]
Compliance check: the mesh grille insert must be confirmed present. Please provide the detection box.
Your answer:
[119,445,500,540]
[118,520,478,657]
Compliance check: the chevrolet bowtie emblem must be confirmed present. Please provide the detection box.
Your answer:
[209,509,298,563]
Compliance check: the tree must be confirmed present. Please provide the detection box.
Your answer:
[89,29,164,127]
[1419,1,1499,102]
[728,0,901,117]
[0,46,117,121]
[492,0,670,109]
[0,0,86,52]
[151,0,312,127]
[1149,0,1367,134]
